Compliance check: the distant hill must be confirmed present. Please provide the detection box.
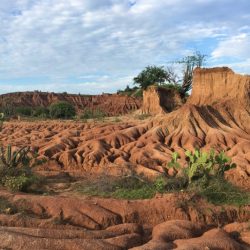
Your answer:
[0,91,142,116]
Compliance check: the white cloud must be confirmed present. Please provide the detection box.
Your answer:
[0,0,249,94]
[212,33,250,59]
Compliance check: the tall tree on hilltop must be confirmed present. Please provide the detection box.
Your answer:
[133,65,175,90]
[177,51,207,95]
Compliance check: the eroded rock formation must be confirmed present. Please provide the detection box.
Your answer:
[0,190,249,249]
[141,86,183,115]
[0,67,249,188]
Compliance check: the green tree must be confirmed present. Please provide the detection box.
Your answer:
[0,98,15,117]
[133,66,172,90]
[49,101,76,119]
[177,51,207,95]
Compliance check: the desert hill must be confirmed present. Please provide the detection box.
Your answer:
[0,67,249,188]
[0,91,142,116]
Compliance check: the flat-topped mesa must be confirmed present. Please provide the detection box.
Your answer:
[141,86,183,115]
[188,67,250,107]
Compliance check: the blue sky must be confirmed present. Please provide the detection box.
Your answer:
[0,0,250,94]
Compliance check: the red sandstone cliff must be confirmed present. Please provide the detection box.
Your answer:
[0,91,142,116]
[141,86,183,115]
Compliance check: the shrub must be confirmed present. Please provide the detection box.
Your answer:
[184,149,236,184]
[15,106,33,116]
[198,177,250,206]
[168,149,236,185]
[80,108,106,120]
[3,174,34,192]
[0,146,31,178]
[32,107,49,118]
[165,150,249,205]
[0,145,45,192]
[49,101,76,119]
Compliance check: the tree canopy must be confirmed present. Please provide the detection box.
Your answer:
[133,66,172,90]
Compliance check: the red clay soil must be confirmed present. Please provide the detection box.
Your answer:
[0,91,142,116]
[0,67,249,188]
[0,189,249,249]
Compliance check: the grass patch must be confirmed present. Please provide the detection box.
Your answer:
[76,175,158,200]
[75,174,249,206]
[197,178,250,206]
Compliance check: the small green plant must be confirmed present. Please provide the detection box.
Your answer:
[3,174,32,192]
[168,152,181,169]
[154,176,166,193]
[185,149,236,184]
[0,146,31,178]
[168,149,236,185]
[0,145,45,192]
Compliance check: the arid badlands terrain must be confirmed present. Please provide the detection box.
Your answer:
[0,67,249,249]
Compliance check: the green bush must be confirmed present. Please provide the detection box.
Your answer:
[15,106,33,116]
[49,101,76,119]
[3,174,34,192]
[0,145,45,192]
[80,108,106,120]
[32,107,49,118]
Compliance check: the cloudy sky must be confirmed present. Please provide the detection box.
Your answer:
[0,0,249,94]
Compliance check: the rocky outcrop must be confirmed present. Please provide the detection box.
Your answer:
[189,67,250,107]
[141,86,183,115]
[0,91,142,116]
